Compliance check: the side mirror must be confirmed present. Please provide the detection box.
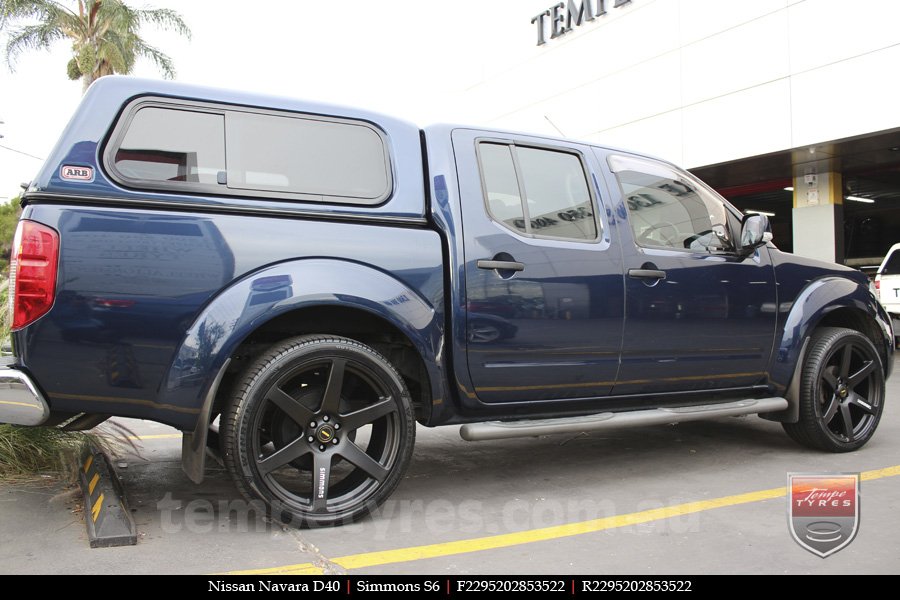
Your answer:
[741,214,773,252]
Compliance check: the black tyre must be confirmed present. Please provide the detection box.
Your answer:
[783,327,885,452]
[221,335,416,527]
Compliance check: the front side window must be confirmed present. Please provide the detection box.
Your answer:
[609,155,732,252]
[477,142,598,242]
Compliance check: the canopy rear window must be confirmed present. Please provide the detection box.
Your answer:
[106,99,392,205]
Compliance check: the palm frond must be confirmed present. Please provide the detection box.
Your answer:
[131,36,174,78]
[5,21,65,68]
[94,27,131,73]
[132,7,190,40]
[1,0,56,23]
[1,0,75,31]
[2,0,189,87]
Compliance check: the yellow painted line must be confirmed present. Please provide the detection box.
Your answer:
[0,399,42,411]
[861,465,900,480]
[127,433,182,441]
[225,464,900,576]
[91,493,104,523]
[83,455,93,474]
[88,473,100,495]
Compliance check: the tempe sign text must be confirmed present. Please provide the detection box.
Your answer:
[531,0,632,46]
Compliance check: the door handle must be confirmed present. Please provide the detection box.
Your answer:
[628,268,666,280]
[477,260,525,272]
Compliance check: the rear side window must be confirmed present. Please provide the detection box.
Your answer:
[477,141,598,242]
[478,143,526,234]
[114,107,225,184]
[226,112,388,200]
[882,250,900,275]
[106,99,392,205]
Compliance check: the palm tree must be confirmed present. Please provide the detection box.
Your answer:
[0,0,190,93]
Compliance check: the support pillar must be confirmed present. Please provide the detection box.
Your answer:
[791,168,844,264]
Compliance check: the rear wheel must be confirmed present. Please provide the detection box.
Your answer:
[783,327,885,452]
[221,335,415,527]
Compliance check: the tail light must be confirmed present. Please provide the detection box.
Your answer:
[9,220,60,330]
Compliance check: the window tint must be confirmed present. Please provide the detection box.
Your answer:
[477,142,598,242]
[882,250,900,275]
[478,144,526,234]
[114,107,225,184]
[108,100,393,205]
[226,112,389,201]
[609,155,731,252]
[517,147,596,241]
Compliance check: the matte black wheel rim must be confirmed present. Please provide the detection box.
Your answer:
[249,355,401,517]
[817,340,882,444]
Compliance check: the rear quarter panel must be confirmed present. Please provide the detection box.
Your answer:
[15,204,443,429]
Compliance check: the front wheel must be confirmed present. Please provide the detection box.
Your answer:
[783,327,885,452]
[221,335,416,527]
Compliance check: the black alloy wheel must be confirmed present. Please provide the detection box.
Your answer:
[783,327,885,452]
[222,335,416,527]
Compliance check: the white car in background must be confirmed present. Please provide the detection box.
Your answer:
[875,242,900,347]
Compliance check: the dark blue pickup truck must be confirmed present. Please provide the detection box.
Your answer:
[1,77,893,526]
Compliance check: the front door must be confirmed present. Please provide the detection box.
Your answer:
[453,130,624,403]
[602,152,777,395]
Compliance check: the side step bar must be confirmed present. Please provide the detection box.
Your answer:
[459,397,788,442]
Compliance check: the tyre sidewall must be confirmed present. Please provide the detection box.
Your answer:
[224,336,416,528]
[801,328,885,452]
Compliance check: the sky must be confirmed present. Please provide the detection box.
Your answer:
[0,0,548,201]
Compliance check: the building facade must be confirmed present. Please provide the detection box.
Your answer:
[462,0,900,267]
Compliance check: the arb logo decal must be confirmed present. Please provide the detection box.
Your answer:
[60,165,94,182]
[788,473,859,557]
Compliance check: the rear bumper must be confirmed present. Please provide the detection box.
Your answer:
[0,362,50,426]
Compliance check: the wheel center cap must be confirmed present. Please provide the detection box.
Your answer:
[837,385,849,399]
[316,424,335,443]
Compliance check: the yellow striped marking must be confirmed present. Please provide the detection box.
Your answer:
[225,464,900,575]
[0,399,43,411]
[127,433,181,441]
[88,473,100,495]
[91,493,104,523]
[83,455,94,474]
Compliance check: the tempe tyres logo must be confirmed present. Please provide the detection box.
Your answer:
[788,473,859,558]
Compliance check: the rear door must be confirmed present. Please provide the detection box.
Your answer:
[600,152,778,395]
[453,129,624,403]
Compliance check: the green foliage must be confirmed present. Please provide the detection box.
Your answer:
[1,0,191,91]
[0,420,136,482]
[0,196,22,272]
[65,55,80,79]
[0,196,21,274]
[0,197,20,337]
[0,424,91,481]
